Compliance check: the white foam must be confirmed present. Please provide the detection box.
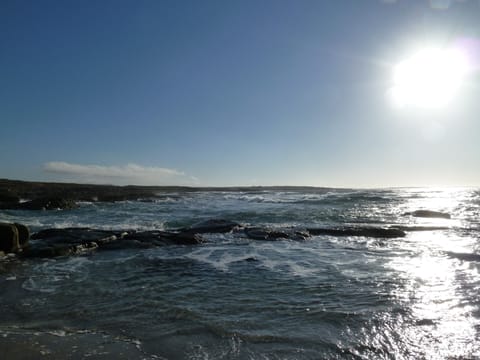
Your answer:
[22,257,92,293]
[48,329,67,337]
[184,245,262,272]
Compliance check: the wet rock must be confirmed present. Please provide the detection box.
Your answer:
[31,227,119,242]
[25,227,205,258]
[181,219,241,234]
[96,194,130,202]
[307,227,406,238]
[14,223,30,247]
[415,319,436,326]
[171,232,205,244]
[16,197,78,210]
[392,225,450,232]
[24,246,64,258]
[123,230,205,245]
[24,228,121,258]
[403,210,451,219]
[0,191,20,203]
[25,242,100,258]
[445,251,480,262]
[244,227,310,241]
[0,223,20,253]
[0,191,20,209]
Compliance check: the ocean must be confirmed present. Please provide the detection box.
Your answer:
[1,187,479,359]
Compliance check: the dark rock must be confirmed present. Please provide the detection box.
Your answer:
[14,223,30,247]
[445,251,480,262]
[123,230,205,245]
[16,197,77,210]
[0,191,20,203]
[98,239,146,250]
[181,219,241,234]
[415,319,436,326]
[24,246,60,258]
[0,202,18,210]
[24,228,119,258]
[307,227,406,238]
[96,194,129,202]
[31,227,118,242]
[392,225,450,232]
[25,226,205,258]
[0,223,20,253]
[24,242,100,258]
[174,232,205,244]
[403,210,451,219]
[244,227,310,241]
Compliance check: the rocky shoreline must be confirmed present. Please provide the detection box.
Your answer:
[0,219,403,258]
[0,178,454,262]
[0,214,455,261]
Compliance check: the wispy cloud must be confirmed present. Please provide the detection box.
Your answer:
[43,161,197,185]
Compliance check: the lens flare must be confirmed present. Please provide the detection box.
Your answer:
[390,48,469,109]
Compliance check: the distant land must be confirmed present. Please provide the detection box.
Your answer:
[0,178,339,203]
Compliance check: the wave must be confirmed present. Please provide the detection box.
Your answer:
[22,256,92,293]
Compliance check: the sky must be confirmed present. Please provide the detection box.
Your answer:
[1,0,480,187]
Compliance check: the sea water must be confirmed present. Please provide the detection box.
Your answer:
[1,188,480,359]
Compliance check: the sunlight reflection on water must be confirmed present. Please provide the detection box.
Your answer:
[388,229,480,359]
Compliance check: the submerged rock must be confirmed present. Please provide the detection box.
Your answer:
[244,227,310,241]
[307,227,406,238]
[392,225,450,232]
[180,219,241,234]
[403,210,451,219]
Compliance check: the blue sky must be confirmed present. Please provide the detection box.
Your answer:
[1,0,479,187]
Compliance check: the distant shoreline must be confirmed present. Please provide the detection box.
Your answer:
[0,178,342,203]
[0,179,475,203]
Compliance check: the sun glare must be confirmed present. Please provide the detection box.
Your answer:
[390,47,469,109]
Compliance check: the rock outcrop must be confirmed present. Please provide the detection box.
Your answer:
[445,251,480,262]
[180,219,241,234]
[24,226,209,258]
[26,228,124,257]
[307,227,406,238]
[0,223,20,253]
[0,222,30,253]
[0,216,446,261]
[244,227,310,241]
[17,219,413,259]
[15,223,30,247]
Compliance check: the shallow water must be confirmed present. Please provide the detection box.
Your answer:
[1,188,480,359]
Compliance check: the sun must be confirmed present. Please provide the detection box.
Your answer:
[390,47,469,109]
